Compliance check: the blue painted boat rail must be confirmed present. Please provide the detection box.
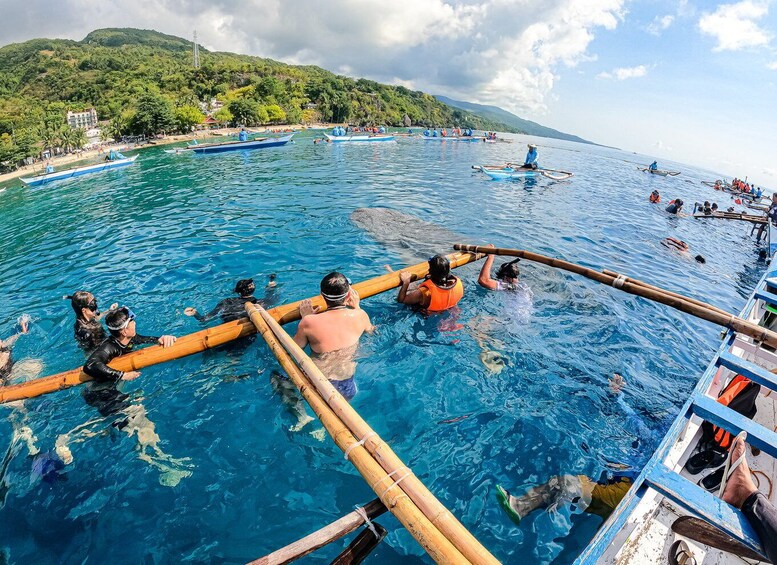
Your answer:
[576,258,777,563]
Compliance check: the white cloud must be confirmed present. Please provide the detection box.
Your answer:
[0,0,626,116]
[647,15,675,36]
[768,61,777,70]
[597,65,648,80]
[698,1,772,52]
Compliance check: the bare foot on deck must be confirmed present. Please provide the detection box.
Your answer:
[721,434,758,508]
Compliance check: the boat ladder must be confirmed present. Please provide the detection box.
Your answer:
[576,265,777,563]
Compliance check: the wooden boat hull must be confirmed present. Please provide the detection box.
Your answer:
[473,164,574,181]
[20,155,138,186]
[324,133,395,142]
[190,134,294,153]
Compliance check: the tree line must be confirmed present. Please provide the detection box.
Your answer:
[0,28,516,171]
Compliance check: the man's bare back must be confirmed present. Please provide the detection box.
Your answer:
[293,288,374,355]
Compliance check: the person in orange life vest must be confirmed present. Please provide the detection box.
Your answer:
[396,255,464,312]
[649,190,660,203]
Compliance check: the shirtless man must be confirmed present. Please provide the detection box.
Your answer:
[293,272,374,401]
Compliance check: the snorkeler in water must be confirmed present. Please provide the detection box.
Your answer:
[184,276,278,324]
[477,244,521,291]
[77,307,191,486]
[496,374,652,525]
[64,291,118,352]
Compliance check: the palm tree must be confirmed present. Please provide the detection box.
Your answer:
[71,128,88,151]
[39,127,58,155]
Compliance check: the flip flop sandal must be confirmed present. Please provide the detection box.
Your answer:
[669,540,697,565]
[719,431,748,498]
[496,485,522,526]
[684,448,727,475]
[699,466,725,492]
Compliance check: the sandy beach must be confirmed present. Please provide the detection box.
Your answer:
[0,124,332,186]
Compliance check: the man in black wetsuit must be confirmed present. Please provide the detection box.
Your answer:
[184,276,278,324]
[65,291,118,352]
[78,307,190,486]
[83,307,176,383]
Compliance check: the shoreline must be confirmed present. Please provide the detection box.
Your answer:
[0,123,337,186]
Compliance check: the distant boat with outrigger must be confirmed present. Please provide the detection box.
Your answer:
[473,163,574,181]
[638,165,681,176]
[164,132,294,154]
[20,150,138,186]
[324,126,394,143]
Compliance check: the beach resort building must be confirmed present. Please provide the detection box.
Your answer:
[66,108,98,129]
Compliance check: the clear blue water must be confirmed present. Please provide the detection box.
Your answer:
[0,132,767,564]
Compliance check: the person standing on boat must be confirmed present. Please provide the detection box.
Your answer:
[44,162,54,174]
[649,161,658,171]
[184,276,278,324]
[65,291,118,352]
[238,128,248,142]
[522,144,539,169]
[291,273,374,402]
[397,255,464,312]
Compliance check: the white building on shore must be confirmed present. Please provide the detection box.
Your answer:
[66,108,98,129]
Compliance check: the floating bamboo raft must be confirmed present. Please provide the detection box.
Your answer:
[247,303,499,564]
[692,211,766,225]
[0,251,481,404]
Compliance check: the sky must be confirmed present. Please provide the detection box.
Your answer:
[0,0,775,187]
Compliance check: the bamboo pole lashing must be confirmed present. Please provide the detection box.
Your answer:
[0,251,483,404]
[453,244,777,350]
[600,269,731,317]
[247,305,470,564]
[249,498,387,565]
[247,303,499,565]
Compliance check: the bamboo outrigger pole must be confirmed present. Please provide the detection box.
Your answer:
[246,303,500,565]
[0,252,482,404]
[246,305,471,564]
[453,244,777,349]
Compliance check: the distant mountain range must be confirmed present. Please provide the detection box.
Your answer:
[434,95,596,145]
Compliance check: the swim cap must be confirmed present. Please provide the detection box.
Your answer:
[321,272,350,304]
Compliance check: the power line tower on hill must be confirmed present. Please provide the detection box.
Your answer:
[193,30,200,69]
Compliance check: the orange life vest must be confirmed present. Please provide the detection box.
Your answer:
[650,193,660,203]
[419,277,464,312]
[708,374,759,449]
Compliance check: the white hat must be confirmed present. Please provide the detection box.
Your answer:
[528,143,537,148]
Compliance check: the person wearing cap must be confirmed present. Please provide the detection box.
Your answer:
[649,161,658,171]
[292,272,374,401]
[184,275,278,324]
[523,143,538,169]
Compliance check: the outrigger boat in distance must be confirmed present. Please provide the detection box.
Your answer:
[323,133,395,142]
[20,155,138,186]
[472,164,574,181]
[638,166,681,176]
[165,134,294,154]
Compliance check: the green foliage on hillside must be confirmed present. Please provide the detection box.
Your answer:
[0,28,516,171]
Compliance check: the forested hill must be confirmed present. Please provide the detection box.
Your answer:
[0,28,519,169]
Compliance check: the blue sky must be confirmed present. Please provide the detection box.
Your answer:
[1,0,775,186]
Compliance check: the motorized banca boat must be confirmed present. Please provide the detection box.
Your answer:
[638,166,681,176]
[577,234,777,563]
[420,135,483,142]
[473,164,574,181]
[20,155,138,186]
[323,133,395,142]
[165,134,294,154]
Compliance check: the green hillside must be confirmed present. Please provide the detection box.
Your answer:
[0,28,518,171]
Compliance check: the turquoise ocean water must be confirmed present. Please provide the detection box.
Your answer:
[0,131,768,563]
